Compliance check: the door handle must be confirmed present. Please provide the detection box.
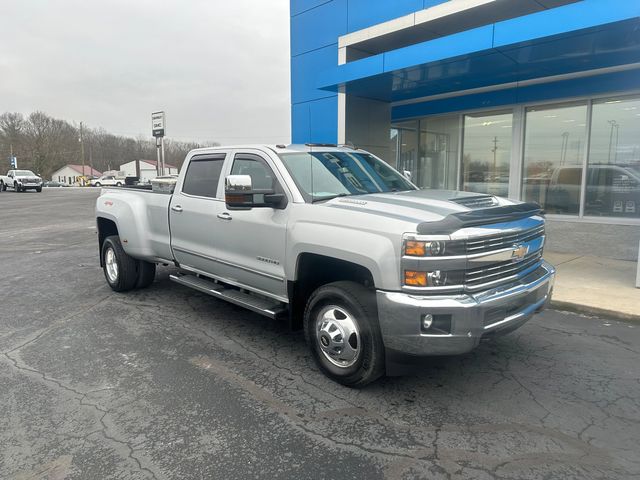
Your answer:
[217,212,232,221]
[171,205,183,213]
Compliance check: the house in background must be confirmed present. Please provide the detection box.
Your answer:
[50,164,102,185]
[119,160,179,183]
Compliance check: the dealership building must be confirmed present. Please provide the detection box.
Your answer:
[290,0,640,260]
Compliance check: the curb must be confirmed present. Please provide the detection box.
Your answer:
[551,299,640,323]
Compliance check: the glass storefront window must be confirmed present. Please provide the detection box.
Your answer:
[522,103,587,214]
[586,97,640,218]
[419,115,460,190]
[461,111,512,197]
[393,121,419,182]
[389,95,640,222]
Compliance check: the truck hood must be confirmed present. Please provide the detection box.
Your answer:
[322,189,510,224]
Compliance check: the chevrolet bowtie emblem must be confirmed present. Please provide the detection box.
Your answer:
[511,244,529,262]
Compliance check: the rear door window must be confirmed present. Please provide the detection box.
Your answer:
[182,153,226,198]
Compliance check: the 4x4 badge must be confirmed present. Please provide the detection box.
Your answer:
[511,244,529,262]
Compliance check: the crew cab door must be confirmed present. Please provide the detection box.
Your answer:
[213,151,289,301]
[169,152,227,274]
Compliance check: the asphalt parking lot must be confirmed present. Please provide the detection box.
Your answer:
[1,188,639,479]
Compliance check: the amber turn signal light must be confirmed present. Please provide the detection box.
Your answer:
[404,270,427,287]
[404,240,426,256]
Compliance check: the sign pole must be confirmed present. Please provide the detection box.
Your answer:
[151,111,166,177]
[160,137,166,176]
[156,137,162,176]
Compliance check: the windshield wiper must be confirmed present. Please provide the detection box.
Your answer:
[311,193,352,203]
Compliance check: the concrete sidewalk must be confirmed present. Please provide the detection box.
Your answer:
[545,252,640,321]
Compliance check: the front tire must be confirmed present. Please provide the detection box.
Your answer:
[95,182,101,187]
[304,281,385,387]
[1,182,5,191]
[102,235,139,292]
[36,187,42,192]
[14,183,21,192]
[116,182,122,187]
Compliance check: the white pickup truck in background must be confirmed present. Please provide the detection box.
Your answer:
[90,174,126,187]
[0,170,43,192]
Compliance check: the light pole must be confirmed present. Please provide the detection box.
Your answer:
[607,120,619,163]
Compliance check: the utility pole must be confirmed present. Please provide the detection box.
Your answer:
[79,122,86,183]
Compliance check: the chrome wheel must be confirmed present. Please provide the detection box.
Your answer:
[315,305,361,368]
[105,247,119,283]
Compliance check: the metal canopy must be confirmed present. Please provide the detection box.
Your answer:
[317,1,640,104]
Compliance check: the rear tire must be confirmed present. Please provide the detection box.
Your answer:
[102,235,139,292]
[136,261,156,289]
[95,182,101,187]
[116,182,122,187]
[304,281,385,387]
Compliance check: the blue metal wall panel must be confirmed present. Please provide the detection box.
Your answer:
[290,0,347,56]
[291,44,339,104]
[292,97,339,144]
[423,0,448,8]
[492,0,640,47]
[291,0,331,17]
[392,69,640,121]
[346,0,423,32]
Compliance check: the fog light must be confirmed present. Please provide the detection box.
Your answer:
[422,314,433,330]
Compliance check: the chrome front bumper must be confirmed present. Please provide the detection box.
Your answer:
[377,261,555,357]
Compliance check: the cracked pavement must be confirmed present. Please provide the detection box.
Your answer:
[1,188,639,479]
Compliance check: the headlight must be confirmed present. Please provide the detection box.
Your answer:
[404,240,445,256]
[403,237,450,256]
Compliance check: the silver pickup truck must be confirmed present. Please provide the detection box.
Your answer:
[95,144,555,386]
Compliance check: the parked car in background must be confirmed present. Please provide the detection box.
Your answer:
[0,170,43,192]
[90,175,125,187]
[43,181,68,188]
[545,164,640,216]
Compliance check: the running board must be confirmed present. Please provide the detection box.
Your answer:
[169,273,287,319]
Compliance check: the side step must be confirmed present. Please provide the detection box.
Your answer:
[169,273,287,319]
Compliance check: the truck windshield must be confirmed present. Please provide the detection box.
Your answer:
[15,170,35,176]
[279,151,416,202]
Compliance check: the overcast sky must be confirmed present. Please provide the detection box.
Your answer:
[0,0,291,145]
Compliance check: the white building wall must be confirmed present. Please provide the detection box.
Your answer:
[119,161,178,183]
[50,166,82,185]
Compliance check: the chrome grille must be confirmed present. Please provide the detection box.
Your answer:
[465,224,545,255]
[464,251,543,290]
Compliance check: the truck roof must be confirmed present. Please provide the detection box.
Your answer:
[187,144,363,156]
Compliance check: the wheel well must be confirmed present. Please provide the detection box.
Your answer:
[288,253,375,330]
[97,217,118,266]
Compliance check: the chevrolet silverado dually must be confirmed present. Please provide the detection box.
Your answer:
[95,144,555,386]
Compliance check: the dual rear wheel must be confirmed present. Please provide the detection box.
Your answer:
[102,235,156,292]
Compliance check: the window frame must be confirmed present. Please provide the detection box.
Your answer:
[180,153,227,200]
